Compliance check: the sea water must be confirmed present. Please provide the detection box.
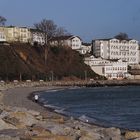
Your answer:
[38,86,140,130]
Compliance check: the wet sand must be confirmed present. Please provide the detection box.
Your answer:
[2,86,65,115]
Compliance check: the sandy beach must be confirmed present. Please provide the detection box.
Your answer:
[0,83,139,140]
[2,86,68,121]
[2,86,55,112]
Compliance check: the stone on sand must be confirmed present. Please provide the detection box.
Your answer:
[0,118,17,130]
[125,131,140,139]
[9,111,38,127]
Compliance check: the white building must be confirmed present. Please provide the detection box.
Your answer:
[92,38,139,64]
[0,26,47,45]
[139,48,140,64]
[49,35,82,50]
[85,56,128,79]
[78,43,91,54]
[0,32,6,42]
[0,26,31,43]
[30,29,45,45]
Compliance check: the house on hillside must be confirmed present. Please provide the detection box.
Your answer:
[0,32,6,42]
[0,26,30,43]
[139,45,140,64]
[49,35,82,50]
[78,43,91,54]
[30,29,45,45]
[92,38,139,64]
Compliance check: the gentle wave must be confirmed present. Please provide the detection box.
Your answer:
[38,86,140,130]
[43,104,63,110]
[44,89,63,93]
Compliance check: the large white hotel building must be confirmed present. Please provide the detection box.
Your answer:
[92,38,139,64]
[85,56,128,79]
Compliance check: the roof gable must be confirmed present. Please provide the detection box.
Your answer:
[50,35,81,41]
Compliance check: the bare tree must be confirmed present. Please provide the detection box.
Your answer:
[34,19,57,44]
[34,19,70,64]
[34,19,70,43]
[115,33,129,40]
[55,27,70,37]
[0,16,7,26]
[34,19,58,64]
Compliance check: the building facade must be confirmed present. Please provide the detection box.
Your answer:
[49,35,82,50]
[78,43,91,54]
[30,29,45,45]
[0,26,31,43]
[0,32,6,42]
[92,38,139,64]
[85,56,128,79]
[139,49,140,64]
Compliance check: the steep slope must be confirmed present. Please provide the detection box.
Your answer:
[46,46,98,80]
[0,43,101,81]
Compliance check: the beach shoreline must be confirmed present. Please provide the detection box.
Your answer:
[0,82,140,139]
[29,86,140,132]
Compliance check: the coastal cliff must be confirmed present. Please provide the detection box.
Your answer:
[0,43,101,81]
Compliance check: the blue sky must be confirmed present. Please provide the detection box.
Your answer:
[0,0,140,42]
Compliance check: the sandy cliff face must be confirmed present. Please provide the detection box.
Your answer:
[19,52,27,62]
[0,43,99,81]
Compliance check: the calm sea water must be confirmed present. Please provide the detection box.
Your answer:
[38,86,140,130]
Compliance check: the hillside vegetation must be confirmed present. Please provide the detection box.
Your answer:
[0,43,102,81]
